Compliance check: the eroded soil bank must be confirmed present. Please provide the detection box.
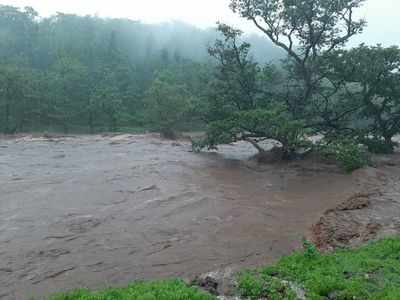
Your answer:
[0,134,390,299]
[312,155,400,251]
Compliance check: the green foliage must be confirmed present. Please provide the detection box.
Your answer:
[230,0,367,121]
[47,280,215,300]
[0,64,39,133]
[237,237,400,300]
[230,0,366,55]
[329,45,400,145]
[318,139,370,172]
[198,108,308,157]
[46,57,90,132]
[0,5,214,134]
[200,1,396,161]
[43,239,400,300]
[302,239,320,259]
[144,71,193,137]
[202,23,310,157]
[359,137,396,154]
[237,271,297,300]
[90,83,124,132]
[1,2,399,154]
[207,23,261,113]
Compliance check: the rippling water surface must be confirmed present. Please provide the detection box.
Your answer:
[0,135,357,299]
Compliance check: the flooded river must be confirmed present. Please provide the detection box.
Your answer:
[0,134,359,299]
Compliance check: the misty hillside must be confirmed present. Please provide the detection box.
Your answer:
[0,5,283,134]
[0,5,283,69]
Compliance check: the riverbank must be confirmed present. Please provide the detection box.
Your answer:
[45,237,400,300]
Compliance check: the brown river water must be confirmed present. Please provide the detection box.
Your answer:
[0,134,360,299]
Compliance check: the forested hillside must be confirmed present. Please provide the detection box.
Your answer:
[1,2,399,166]
[0,5,281,134]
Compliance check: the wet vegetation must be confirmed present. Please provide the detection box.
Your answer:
[238,237,400,300]
[45,237,400,299]
[194,0,400,171]
[47,280,215,300]
[0,1,399,172]
[0,4,280,135]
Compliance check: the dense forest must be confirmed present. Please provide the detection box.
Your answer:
[1,1,400,172]
[0,5,282,134]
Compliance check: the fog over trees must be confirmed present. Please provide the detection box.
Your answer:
[1,1,400,172]
[0,5,282,134]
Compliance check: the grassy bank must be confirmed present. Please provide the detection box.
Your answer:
[48,280,215,300]
[47,238,400,300]
[237,238,400,300]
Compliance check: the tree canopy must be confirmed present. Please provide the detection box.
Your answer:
[197,0,400,168]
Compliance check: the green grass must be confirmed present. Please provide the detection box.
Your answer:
[45,238,400,300]
[47,280,216,300]
[237,237,400,300]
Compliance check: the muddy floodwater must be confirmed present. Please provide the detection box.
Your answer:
[0,135,360,299]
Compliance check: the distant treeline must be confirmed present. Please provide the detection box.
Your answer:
[0,5,282,134]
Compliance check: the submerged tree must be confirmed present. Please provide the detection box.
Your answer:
[197,24,308,158]
[196,0,381,164]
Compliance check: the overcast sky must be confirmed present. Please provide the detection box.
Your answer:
[1,0,399,46]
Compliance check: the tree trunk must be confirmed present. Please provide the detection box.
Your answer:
[384,135,395,153]
[62,118,69,134]
[245,138,266,153]
[160,127,178,140]
[88,111,94,134]
[4,102,10,134]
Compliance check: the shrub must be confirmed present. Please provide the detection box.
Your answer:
[237,271,297,300]
[360,137,396,154]
[319,139,370,172]
[302,239,320,259]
